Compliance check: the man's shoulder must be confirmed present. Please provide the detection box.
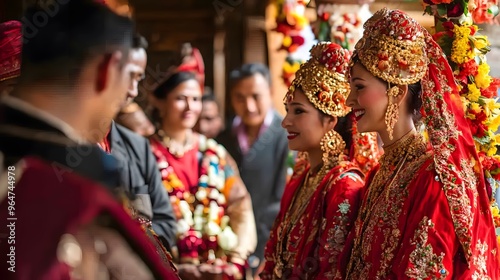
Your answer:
[215,126,235,144]
[267,112,288,146]
[113,123,150,152]
[0,102,66,134]
[271,110,284,121]
[14,156,113,197]
[111,124,156,169]
[271,111,285,127]
[115,123,147,142]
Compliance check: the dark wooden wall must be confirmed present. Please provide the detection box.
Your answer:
[1,0,23,22]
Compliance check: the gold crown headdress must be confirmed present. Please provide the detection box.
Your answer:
[286,42,351,117]
[351,8,497,265]
[352,9,428,85]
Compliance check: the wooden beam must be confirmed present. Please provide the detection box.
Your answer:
[134,9,214,21]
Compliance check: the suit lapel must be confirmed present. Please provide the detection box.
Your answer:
[109,123,132,192]
[223,129,243,167]
[246,112,280,155]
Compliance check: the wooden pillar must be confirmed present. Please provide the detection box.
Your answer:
[213,21,227,123]
[244,16,267,64]
[266,3,288,116]
[223,8,245,120]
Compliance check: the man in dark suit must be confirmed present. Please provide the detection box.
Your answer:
[97,34,177,249]
[216,63,290,275]
[0,1,179,278]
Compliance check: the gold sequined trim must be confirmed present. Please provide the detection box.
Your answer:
[406,217,448,280]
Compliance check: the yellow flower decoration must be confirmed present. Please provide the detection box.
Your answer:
[494,134,500,145]
[471,101,482,111]
[476,63,492,89]
[489,115,500,132]
[493,205,500,217]
[472,35,489,50]
[467,83,481,102]
[451,25,475,64]
[488,146,497,156]
[461,96,470,111]
[283,36,292,47]
[485,99,500,112]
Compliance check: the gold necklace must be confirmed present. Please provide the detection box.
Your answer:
[159,130,195,158]
[346,130,427,277]
[364,130,418,207]
[273,157,339,278]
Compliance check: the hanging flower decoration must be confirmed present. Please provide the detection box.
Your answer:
[282,57,302,87]
[274,0,316,86]
[469,0,500,23]
[424,0,499,23]
[423,0,500,242]
[314,1,373,51]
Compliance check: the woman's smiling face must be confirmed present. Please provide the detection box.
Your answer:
[281,89,334,153]
[347,62,389,135]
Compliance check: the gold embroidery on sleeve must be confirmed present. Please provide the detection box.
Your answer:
[472,240,491,280]
[406,217,448,280]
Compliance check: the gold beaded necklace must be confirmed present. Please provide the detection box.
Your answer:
[346,130,428,277]
[158,129,195,158]
[273,155,340,278]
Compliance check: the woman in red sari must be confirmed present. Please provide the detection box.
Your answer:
[148,71,257,280]
[342,8,500,279]
[260,42,367,279]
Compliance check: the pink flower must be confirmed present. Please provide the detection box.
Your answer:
[470,0,499,24]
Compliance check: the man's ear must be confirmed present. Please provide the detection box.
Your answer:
[95,51,123,93]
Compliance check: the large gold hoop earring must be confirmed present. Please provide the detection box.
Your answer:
[320,129,346,168]
[385,86,400,141]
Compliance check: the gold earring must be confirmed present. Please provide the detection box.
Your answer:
[385,86,400,141]
[320,129,346,168]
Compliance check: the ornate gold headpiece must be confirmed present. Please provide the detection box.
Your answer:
[286,42,351,117]
[352,8,428,85]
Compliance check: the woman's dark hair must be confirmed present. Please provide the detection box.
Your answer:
[407,82,422,125]
[334,114,353,151]
[316,110,353,152]
[132,33,149,50]
[350,55,422,125]
[153,71,197,99]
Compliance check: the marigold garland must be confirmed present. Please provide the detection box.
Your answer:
[423,0,500,241]
[451,24,476,64]
[152,136,241,268]
[274,0,316,86]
